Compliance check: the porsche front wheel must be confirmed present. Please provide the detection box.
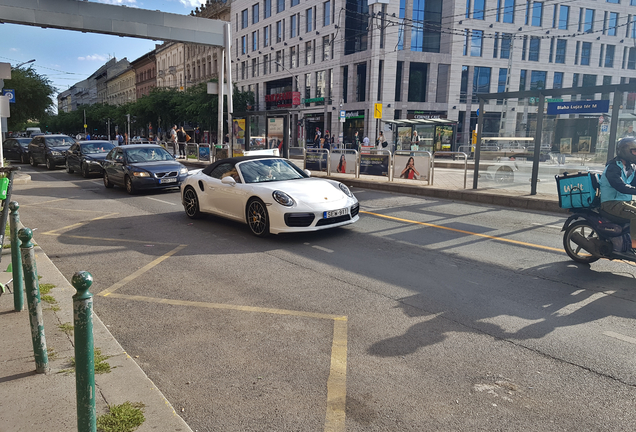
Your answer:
[183,187,202,219]
[246,198,270,237]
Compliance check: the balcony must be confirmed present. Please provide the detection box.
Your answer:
[157,70,165,78]
[168,66,177,75]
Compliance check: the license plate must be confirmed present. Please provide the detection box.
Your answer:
[160,178,177,184]
[324,208,349,218]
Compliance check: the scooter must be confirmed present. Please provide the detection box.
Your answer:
[562,206,635,264]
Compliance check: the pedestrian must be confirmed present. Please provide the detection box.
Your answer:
[623,125,636,138]
[354,131,360,150]
[124,132,129,145]
[86,133,91,140]
[116,133,123,145]
[363,136,370,147]
[377,131,387,151]
[314,127,321,148]
[177,126,187,158]
[170,125,178,156]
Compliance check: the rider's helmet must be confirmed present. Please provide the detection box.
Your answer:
[617,137,636,164]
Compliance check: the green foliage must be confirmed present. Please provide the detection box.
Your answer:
[97,402,145,432]
[70,347,112,374]
[4,67,55,130]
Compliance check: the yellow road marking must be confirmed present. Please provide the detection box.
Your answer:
[41,233,182,246]
[42,212,119,235]
[18,197,71,206]
[361,210,564,253]
[325,318,348,432]
[97,244,188,296]
[24,207,114,213]
[103,292,349,431]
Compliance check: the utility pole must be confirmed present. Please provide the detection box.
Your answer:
[83,109,87,137]
[126,114,131,143]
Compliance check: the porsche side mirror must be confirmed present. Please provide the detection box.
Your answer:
[304,169,311,177]
[221,176,236,186]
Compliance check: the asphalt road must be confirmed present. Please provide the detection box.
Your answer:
[11,165,636,432]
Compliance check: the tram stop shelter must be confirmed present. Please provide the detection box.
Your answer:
[384,118,457,153]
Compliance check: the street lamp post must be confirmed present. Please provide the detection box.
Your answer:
[14,59,35,69]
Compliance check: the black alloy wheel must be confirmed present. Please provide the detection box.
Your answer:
[103,172,114,188]
[66,161,74,174]
[29,155,38,167]
[21,153,28,164]
[563,220,601,264]
[45,156,54,170]
[125,175,136,195]
[183,187,202,219]
[81,163,90,178]
[246,198,270,237]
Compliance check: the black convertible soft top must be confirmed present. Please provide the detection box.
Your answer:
[201,155,278,176]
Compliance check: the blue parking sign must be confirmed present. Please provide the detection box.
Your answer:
[3,89,15,103]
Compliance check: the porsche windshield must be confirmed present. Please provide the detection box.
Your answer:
[239,159,307,183]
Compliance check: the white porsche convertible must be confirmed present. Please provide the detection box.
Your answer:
[181,156,360,236]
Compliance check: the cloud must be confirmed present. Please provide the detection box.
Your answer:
[96,0,138,6]
[179,0,202,7]
[9,48,18,52]
[78,54,109,61]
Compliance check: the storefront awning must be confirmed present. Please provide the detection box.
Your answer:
[384,119,456,126]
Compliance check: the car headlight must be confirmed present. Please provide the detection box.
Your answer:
[272,190,295,207]
[87,159,100,164]
[132,171,151,177]
[338,183,353,197]
[50,151,62,156]
[180,167,188,175]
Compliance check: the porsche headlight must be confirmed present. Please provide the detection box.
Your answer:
[338,183,353,197]
[132,171,150,177]
[50,151,62,156]
[180,167,188,175]
[272,190,295,207]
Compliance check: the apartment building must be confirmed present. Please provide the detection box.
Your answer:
[230,0,636,147]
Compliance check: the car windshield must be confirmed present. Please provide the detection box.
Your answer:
[82,142,115,154]
[125,147,174,162]
[239,159,306,184]
[48,137,74,147]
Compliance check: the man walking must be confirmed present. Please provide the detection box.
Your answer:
[170,125,178,156]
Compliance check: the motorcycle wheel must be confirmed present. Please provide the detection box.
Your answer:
[563,220,601,264]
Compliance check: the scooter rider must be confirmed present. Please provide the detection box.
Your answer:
[599,137,636,252]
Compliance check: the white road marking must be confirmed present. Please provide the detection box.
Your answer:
[312,245,334,253]
[531,223,562,229]
[146,197,177,205]
[603,331,636,345]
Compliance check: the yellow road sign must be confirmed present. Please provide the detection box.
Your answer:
[374,103,382,119]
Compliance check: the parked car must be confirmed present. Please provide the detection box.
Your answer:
[65,140,116,177]
[181,156,360,236]
[2,137,32,163]
[28,134,76,169]
[102,144,188,194]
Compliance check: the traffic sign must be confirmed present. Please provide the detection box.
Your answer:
[84,124,87,129]
[3,89,15,104]
[339,110,346,123]
[374,103,382,119]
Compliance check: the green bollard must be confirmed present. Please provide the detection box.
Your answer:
[18,228,48,374]
[9,202,24,312]
[72,271,96,432]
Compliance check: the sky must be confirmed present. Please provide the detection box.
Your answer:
[0,0,205,101]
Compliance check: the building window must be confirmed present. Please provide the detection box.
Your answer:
[316,71,325,102]
[503,0,514,23]
[529,37,540,61]
[530,70,546,90]
[323,36,331,61]
[411,0,442,53]
[501,33,512,58]
[306,8,313,32]
[276,21,283,43]
[519,69,527,90]
[472,66,491,103]
[305,41,313,65]
[264,26,270,47]
[608,12,618,36]
[241,36,247,55]
[263,54,269,75]
[558,5,569,30]
[581,41,592,65]
[394,61,403,101]
[628,48,636,70]
[531,1,543,26]
[356,62,367,102]
[277,0,285,13]
[474,0,485,20]
[605,45,615,67]
[276,50,282,71]
[252,58,258,78]
[471,30,483,56]
[291,14,297,38]
[264,0,271,18]
[555,39,566,63]
[290,46,297,68]
[584,9,594,33]
[242,9,249,29]
[553,71,563,89]
[460,66,468,103]
[398,0,405,50]
[408,62,428,102]
[305,73,311,103]
[344,0,368,55]
[498,68,508,93]
[252,31,258,51]
[572,73,580,87]
[549,38,554,62]
[343,65,348,103]
[521,35,528,60]
[292,0,299,6]
[324,0,331,26]
[253,4,260,24]
[493,32,499,58]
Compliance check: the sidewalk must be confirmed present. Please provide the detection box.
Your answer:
[0,246,192,432]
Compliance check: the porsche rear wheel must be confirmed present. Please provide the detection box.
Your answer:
[183,186,202,219]
[246,198,270,237]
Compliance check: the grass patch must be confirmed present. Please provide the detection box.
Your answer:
[41,294,56,304]
[70,348,112,374]
[97,401,145,432]
[50,305,60,312]
[58,323,74,335]
[47,347,57,360]
[39,283,55,295]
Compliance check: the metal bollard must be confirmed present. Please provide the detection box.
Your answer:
[18,227,48,374]
[72,271,96,432]
[9,202,24,312]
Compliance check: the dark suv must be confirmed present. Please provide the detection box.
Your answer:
[28,135,76,169]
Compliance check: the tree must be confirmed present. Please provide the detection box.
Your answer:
[4,67,55,130]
